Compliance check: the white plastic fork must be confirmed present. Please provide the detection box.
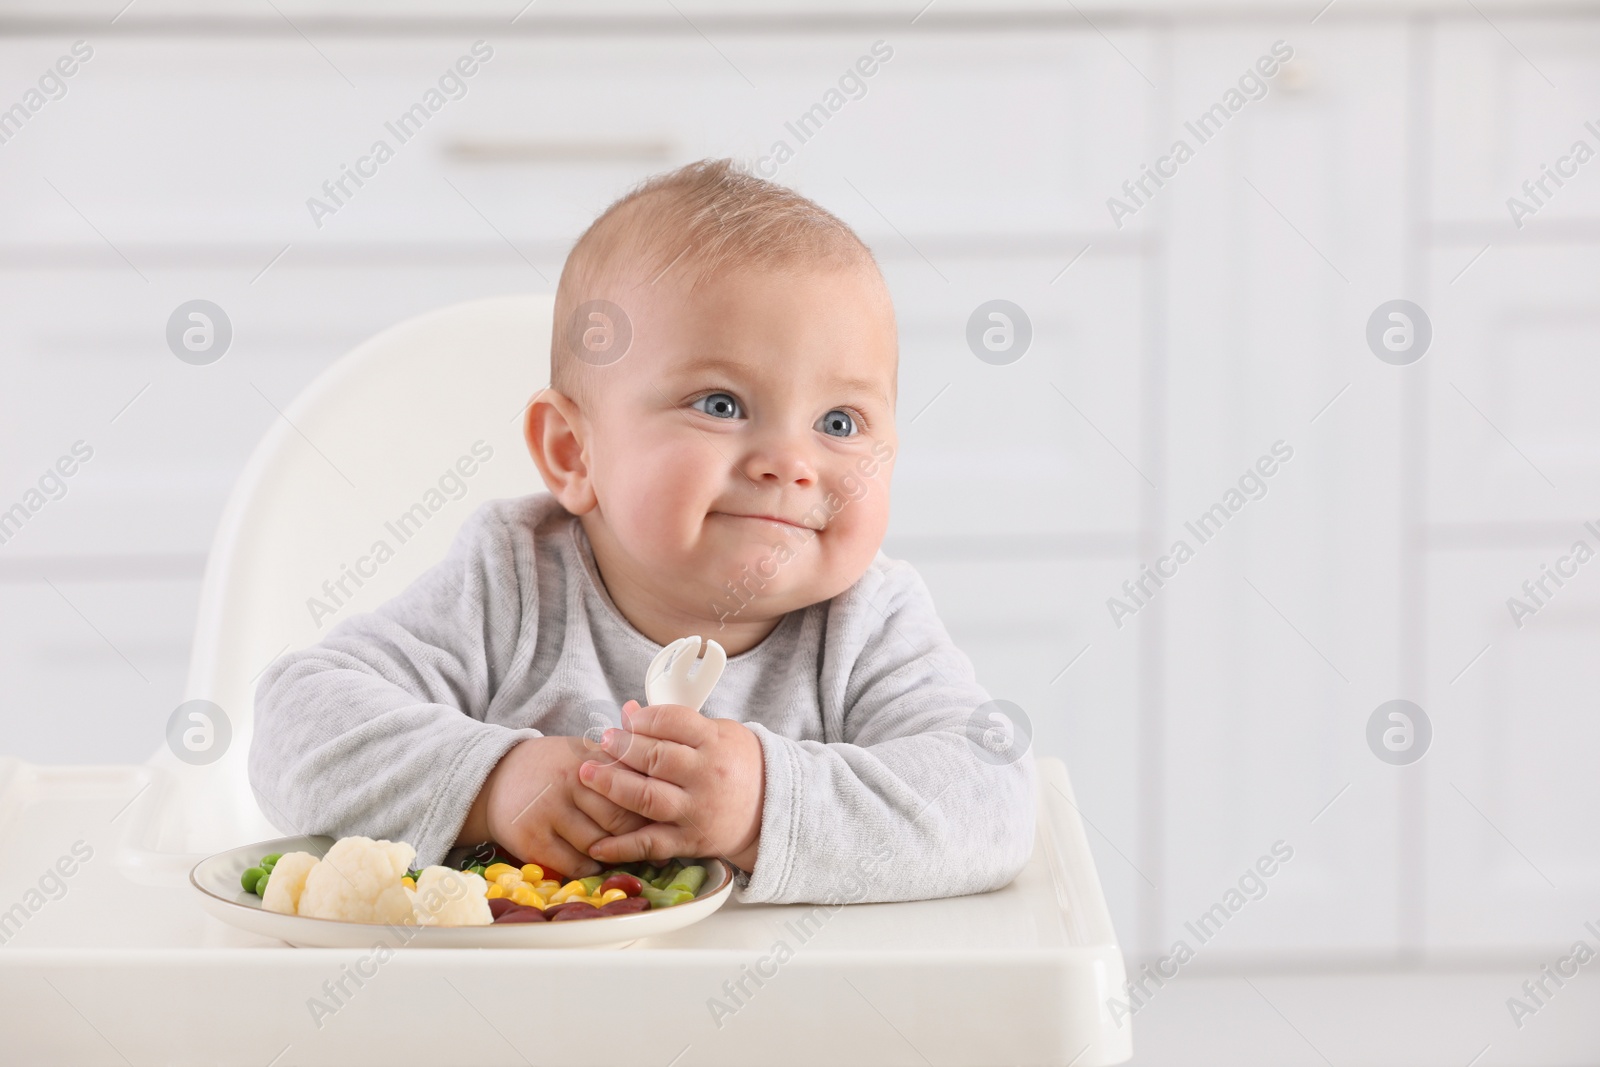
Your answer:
[644,635,726,713]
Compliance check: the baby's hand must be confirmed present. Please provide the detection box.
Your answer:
[578,700,764,871]
[466,735,651,878]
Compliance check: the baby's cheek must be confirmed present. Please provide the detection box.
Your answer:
[827,484,891,573]
[611,453,709,546]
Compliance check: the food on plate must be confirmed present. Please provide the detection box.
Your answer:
[640,864,706,910]
[601,873,643,896]
[487,897,547,922]
[258,838,415,924]
[412,866,493,926]
[260,852,320,916]
[244,837,710,926]
[598,897,651,916]
[296,837,417,925]
[241,852,282,896]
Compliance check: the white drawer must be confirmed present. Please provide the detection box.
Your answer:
[912,554,1145,953]
[884,250,1148,539]
[1423,243,1600,527]
[0,242,1145,553]
[1422,548,1600,949]
[0,30,1151,248]
[0,260,548,557]
[0,577,198,765]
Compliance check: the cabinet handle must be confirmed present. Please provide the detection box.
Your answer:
[441,137,675,164]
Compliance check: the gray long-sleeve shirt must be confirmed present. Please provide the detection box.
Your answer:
[248,493,1035,905]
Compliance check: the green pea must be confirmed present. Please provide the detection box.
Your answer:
[259,853,282,867]
[241,867,266,894]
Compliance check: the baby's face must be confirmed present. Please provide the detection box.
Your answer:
[572,264,898,631]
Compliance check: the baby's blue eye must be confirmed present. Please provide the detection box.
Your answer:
[693,392,742,419]
[817,409,857,437]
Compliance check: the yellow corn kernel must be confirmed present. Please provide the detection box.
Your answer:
[596,888,627,905]
[510,884,542,907]
[520,864,543,883]
[536,880,560,895]
[549,879,588,905]
[401,876,415,889]
[495,871,525,890]
[483,863,518,883]
[485,884,507,900]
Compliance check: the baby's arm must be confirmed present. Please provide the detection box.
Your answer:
[732,562,1035,905]
[249,501,565,869]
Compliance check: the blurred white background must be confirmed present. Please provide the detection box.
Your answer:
[2,0,1598,1063]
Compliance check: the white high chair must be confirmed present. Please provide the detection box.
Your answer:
[0,294,1131,1066]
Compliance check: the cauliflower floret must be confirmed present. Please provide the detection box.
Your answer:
[260,852,321,916]
[296,836,417,925]
[412,866,492,926]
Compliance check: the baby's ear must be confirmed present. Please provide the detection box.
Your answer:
[524,388,597,514]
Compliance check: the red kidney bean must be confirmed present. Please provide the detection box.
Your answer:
[494,905,548,924]
[487,898,519,919]
[600,874,643,897]
[598,897,651,916]
[548,900,602,918]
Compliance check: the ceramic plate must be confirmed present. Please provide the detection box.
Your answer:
[190,835,734,948]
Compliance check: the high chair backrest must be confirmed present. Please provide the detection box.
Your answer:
[144,294,553,855]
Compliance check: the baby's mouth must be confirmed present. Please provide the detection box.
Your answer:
[712,511,817,533]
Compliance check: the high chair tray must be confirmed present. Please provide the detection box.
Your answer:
[0,754,1130,1066]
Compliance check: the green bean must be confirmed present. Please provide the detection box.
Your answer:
[640,864,660,884]
[651,862,682,890]
[640,884,694,910]
[666,865,706,896]
[579,875,605,895]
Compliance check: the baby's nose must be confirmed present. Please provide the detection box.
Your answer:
[742,442,816,486]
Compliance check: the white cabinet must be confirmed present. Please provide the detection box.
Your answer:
[1141,15,1600,961]
[1148,21,1416,956]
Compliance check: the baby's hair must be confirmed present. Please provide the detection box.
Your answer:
[550,158,883,406]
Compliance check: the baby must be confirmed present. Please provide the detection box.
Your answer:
[249,159,1035,905]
